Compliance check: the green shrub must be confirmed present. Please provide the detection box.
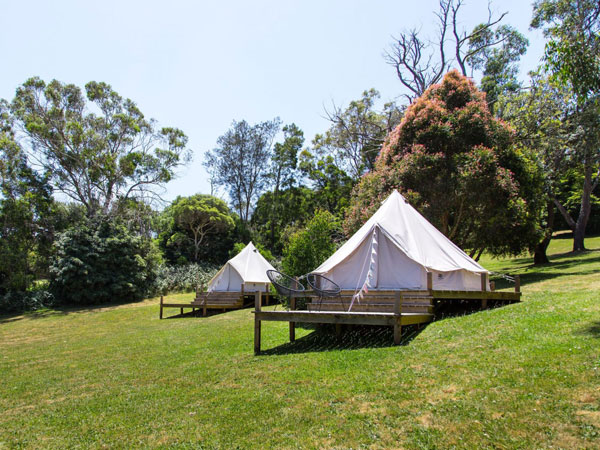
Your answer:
[49,219,160,305]
[0,289,55,313]
[281,210,340,277]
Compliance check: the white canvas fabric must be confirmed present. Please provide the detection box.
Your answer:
[207,242,276,292]
[313,190,489,291]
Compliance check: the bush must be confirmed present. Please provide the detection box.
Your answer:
[152,263,218,295]
[49,219,160,305]
[0,289,55,313]
[282,210,340,277]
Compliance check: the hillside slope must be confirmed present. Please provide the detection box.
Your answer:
[1,237,599,448]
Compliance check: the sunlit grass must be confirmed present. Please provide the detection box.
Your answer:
[1,236,599,448]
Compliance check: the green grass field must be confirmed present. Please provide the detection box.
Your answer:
[1,236,599,449]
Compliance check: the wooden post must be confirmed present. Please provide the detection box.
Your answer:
[265,284,270,306]
[180,307,184,315]
[490,281,495,292]
[427,272,433,292]
[160,295,163,319]
[335,324,342,337]
[394,291,403,345]
[289,296,296,343]
[481,273,488,309]
[514,274,520,293]
[254,291,262,355]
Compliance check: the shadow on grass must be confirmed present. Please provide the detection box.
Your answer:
[490,251,600,290]
[0,297,154,324]
[260,324,426,355]
[579,321,600,339]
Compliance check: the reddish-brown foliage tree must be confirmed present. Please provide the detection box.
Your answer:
[345,70,543,258]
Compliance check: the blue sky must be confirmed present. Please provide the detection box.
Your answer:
[0,0,546,202]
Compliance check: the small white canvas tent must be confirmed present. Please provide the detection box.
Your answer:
[208,242,275,292]
[312,190,489,292]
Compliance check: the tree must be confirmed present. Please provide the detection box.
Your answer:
[204,118,281,224]
[385,0,528,102]
[532,0,600,99]
[532,0,600,250]
[251,186,317,255]
[468,24,529,113]
[171,195,234,262]
[281,210,341,277]
[11,77,191,217]
[346,70,543,258]
[266,123,304,248]
[0,100,53,293]
[313,90,402,179]
[499,72,577,261]
[299,152,354,217]
[157,194,235,264]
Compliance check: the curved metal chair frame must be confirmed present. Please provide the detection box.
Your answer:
[306,273,343,311]
[266,270,305,310]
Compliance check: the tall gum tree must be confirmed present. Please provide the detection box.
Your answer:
[11,77,191,217]
[532,0,600,251]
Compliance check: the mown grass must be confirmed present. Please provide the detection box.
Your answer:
[1,236,599,449]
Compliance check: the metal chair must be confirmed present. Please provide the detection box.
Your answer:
[266,270,305,310]
[306,273,342,311]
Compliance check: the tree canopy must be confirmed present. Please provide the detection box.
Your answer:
[157,194,235,265]
[347,70,543,258]
[204,118,281,224]
[11,77,191,217]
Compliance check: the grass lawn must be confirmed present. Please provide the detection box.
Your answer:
[1,236,599,448]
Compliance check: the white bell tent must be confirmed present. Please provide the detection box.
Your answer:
[312,190,489,292]
[207,242,275,292]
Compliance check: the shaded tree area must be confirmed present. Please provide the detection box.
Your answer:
[281,210,341,277]
[0,100,54,294]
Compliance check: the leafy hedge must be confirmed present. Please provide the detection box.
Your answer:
[49,220,160,305]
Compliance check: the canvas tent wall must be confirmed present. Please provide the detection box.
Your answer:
[208,242,275,292]
[312,190,489,291]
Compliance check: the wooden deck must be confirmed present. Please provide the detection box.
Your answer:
[253,273,521,354]
[159,289,271,319]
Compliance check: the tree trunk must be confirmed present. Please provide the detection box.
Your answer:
[533,200,555,265]
[573,164,594,251]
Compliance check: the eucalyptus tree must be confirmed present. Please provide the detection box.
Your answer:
[11,77,191,217]
[314,89,402,179]
[204,118,281,224]
[532,0,600,250]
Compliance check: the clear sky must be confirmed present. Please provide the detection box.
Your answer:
[0,0,546,203]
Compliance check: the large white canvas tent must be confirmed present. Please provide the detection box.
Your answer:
[207,242,275,292]
[312,190,489,292]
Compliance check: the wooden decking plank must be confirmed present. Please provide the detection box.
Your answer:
[253,310,433,327]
